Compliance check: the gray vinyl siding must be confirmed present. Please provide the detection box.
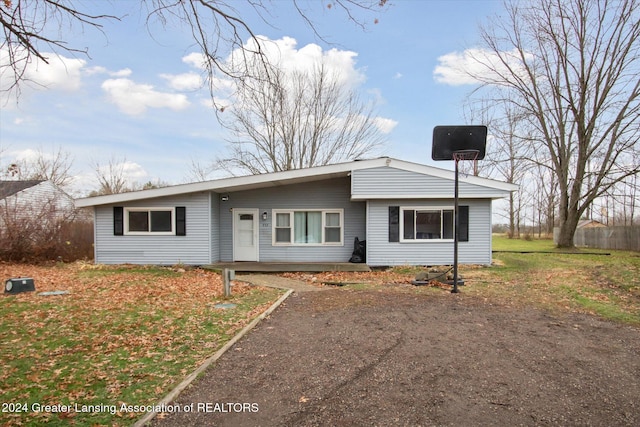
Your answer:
[94,192,210,265]
[352,167,500,198]
[366,199,492,266]
[217,177,366,262]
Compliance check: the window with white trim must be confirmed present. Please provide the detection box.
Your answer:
[273,209,343,245]
[401,207,454,241]
[124,207,175,235]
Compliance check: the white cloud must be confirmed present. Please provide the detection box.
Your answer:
[393,72,403,79]
[0,48,86,96]
[101,78,190,115]
[119,161,148,179]
[433,48,531,86]
[195,36,372,118]
[216,36,396,136]
[238,36,366,89]
[29,54,86,91]
[374,117,398,134]
[85,66,132,77]
[367,88,386,106]
[111,68,133,78]
[183,52,207,70]
[6,148,39,162]
[160,72,203,91]
[433,51,481,85]
[84,66,107,75]
[93,160,148,181]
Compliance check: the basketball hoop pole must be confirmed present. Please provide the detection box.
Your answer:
[432,125,487,294]
[451,149,479,293]
[452,156,461,293]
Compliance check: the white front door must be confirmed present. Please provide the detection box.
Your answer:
[233,209,259,261]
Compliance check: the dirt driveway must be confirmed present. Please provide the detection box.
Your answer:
[152,288,640,426]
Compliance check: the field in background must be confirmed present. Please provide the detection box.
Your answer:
[466,235,640,324]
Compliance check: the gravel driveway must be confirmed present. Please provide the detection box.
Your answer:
[152,288,640,426]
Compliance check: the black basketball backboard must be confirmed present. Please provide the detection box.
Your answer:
[432,125,487,161]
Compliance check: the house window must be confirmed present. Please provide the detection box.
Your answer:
[273,209,343,245]
[124,207,175,235]
[401,207,455,241]
[325,212,341,243]
[274,212,291,243]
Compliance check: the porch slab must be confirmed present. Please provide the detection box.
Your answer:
[204,262,371,273]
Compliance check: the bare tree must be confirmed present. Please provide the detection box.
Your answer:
[216,62,387,174]
[464,97,534,238]
[529,163,559,236]
[90,156,170,195]
[3,146,74,188]
[602,174,638,225]
[2,0,387,101]
[91,156,132,196]
[186,157,218,182]
[464,0,640,248]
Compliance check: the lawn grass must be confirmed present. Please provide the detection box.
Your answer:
[0,263,284,426]
[491,234,558,252]
[491,233,613,253]
[463,235,640,325]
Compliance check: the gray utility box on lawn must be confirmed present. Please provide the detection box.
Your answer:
[5,278,35,294]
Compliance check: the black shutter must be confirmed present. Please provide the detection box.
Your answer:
[458,206,469,242]
[114,206,124,236]
[389,206,399,242]
[176,207,186,236]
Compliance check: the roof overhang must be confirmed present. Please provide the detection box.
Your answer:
[74,157,518,207]
[75,160,372,207]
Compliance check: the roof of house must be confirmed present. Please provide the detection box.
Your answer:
[75,157,519,208]
[577,219,607,228]
[0,180,44,200]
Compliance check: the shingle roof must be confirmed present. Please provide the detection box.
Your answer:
[0,180,44,200]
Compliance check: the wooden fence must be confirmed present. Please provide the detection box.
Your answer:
[554,226,640,251]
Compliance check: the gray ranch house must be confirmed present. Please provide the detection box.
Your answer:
[75,157,517,267]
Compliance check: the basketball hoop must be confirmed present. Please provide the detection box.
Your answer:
[432,127,488,294]
[452,149,480,162]
[453,149,480,178]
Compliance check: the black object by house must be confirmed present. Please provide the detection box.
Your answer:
[349,237,366,263]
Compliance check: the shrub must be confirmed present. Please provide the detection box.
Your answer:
[0,200,93,262]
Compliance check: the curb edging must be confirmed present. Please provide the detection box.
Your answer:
[133,288,294,427]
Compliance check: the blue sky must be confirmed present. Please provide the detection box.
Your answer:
[0,0,505,196]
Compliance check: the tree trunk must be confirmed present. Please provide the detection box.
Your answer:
[556,211,580,248]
